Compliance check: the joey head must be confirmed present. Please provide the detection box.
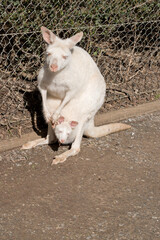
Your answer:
[54,116,78,144]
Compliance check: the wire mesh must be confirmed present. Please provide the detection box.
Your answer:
[0,0,160,139]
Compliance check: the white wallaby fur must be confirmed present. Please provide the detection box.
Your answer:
[54,118,131,145]
[38,26,93,123]
[22,26,131,164]
[48,92,130,164]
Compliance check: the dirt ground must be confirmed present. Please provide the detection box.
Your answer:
[0,111,160,240]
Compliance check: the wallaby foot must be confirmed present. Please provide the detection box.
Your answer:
[22,122,56,150]
[52,148,80,164]
[21,137,51,149]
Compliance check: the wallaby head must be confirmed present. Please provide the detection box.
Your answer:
[54,116,78,144]
[41,26,83,72]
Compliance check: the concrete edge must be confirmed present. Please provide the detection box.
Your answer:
[95,99,160,125]
[0,100,160,153]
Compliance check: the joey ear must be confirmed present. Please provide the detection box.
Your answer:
[70,121,78,129]
[68,32,83,49]
[58,116,65,124]
[41,26,56,44]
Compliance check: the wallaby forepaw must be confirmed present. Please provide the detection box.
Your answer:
[51,112,60,124]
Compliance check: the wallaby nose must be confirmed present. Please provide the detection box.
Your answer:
[50,64,58,72]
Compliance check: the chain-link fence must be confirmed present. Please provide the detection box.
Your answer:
[0,0,160,140]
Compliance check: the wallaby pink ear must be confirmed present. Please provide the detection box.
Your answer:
[58,116,65,124]
[41,26,56,44]
[70,121,78,129]
[68,32,83,49]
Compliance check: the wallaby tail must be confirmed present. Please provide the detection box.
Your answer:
[84,123,131,138]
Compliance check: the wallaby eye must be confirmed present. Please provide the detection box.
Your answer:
[62,55,68,59]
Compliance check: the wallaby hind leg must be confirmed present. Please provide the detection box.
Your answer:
[84,120,131,138]
[22,123,56,149]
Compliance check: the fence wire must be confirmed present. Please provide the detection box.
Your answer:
[0,0,160,139]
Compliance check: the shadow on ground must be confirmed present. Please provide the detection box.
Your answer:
[23,89,47,137]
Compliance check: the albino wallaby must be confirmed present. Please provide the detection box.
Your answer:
[22,26,131,163]
[38,26,86,123]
